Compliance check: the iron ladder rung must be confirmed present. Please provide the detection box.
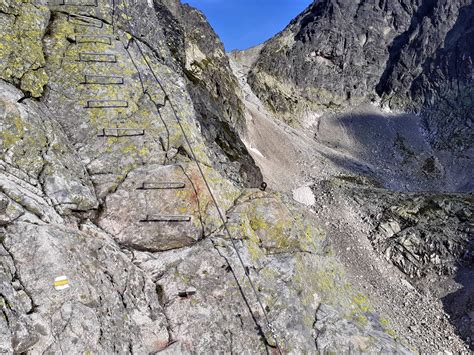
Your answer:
[75,35,112,45]
[47,0,97,5]
[138,182,186,190]
[97,128,145,137]
[83,75,124,85]
[52,0,98,5]
[85,100,128,108]
[78,53,116,63]
[140,215,191,223]
[68,14,103,27]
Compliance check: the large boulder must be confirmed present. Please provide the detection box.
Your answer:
[99,163,240,251]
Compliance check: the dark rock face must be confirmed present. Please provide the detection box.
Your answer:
[376,0,473,106]
[248,0,419,116]
[375,1,474,157]
[248,0,473,160]
[364,192,473,279]
[162,1,263,187]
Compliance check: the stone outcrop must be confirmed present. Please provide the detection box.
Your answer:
[159,0,263,187]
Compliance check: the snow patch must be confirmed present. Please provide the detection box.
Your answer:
[301,111,322,129]
[292,185,315,206]
[242,139,265,159]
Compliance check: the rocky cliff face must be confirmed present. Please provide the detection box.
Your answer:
[247,0,472,185]
[0,0,422,353]
[249,0,472,118]
[161,1,263,187]
[246,0,473,193]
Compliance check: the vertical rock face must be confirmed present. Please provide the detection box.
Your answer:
[158,0,264,187]
[0,0,415,353]
[374,0,473,158]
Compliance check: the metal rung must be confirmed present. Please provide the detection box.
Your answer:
[51,0,98,5]
[76,35,112,45]
[65,0,98,5]
[85,100,128,108]
[98,128,145,137]
[140,215,191,223]
[137,182,186,190]
[79,53,116,63]
[68,14,103,28]
[83,75,124,85]
[178,287,197,297]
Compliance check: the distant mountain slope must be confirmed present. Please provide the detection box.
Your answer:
[248,0,473,161]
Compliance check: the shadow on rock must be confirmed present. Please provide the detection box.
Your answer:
[315,107,472,193]
[442,261,474,350]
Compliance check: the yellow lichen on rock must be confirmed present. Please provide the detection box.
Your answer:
[0,95,49,174]
[228,191,325,256]
[43,14,76,70]
[20,68,49,97]
[0,2,50,96]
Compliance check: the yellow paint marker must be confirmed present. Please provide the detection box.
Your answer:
[54,276,70,290]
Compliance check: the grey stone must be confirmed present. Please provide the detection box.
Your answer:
[1,0,468,352]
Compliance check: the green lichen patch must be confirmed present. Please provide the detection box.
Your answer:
[379,317,398,338]
[226,191,326,258]
[293,254,376,327]
[0,3,50,96]
[20,67,48,97]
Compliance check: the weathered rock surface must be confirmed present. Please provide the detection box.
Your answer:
[230,1,472,351]
[304,177,473,351]
[246,0,473,191]
[1,81,97,216]
[134,191,411,353]
[1,222,169,353]
[99,162,240,252]
[0,0,413,353]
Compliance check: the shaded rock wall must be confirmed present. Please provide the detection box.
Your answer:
[158,0,263,187]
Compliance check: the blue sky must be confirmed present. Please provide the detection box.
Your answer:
[184,0,312,51]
